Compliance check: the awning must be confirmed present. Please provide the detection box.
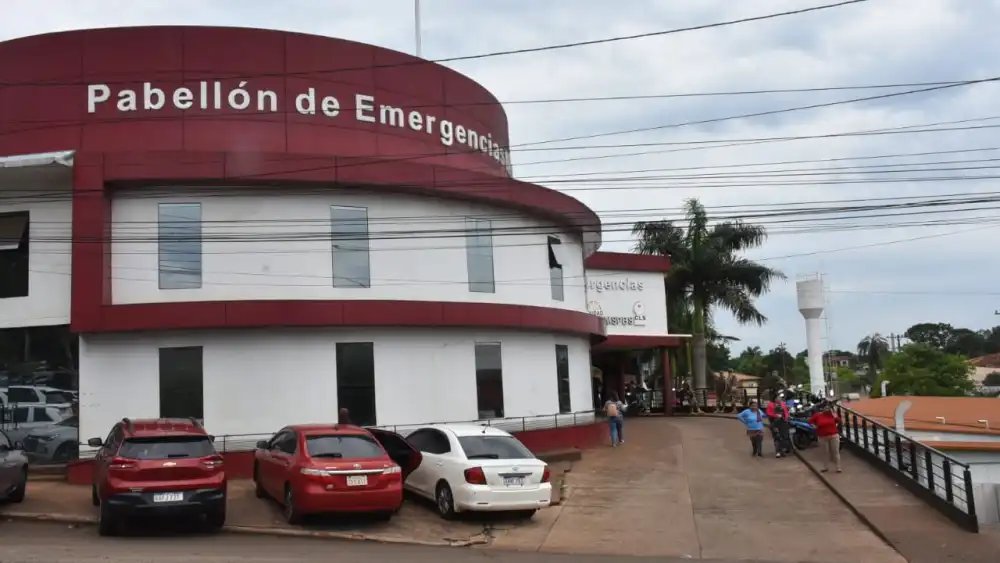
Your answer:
[0,151,74,169]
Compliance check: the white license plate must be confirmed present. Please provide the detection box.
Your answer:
[346,475,368,487]
[152,492,184,503]
[503,477,524,487]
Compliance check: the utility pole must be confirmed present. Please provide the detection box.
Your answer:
[414,0,422,58]
[779,341,787,380]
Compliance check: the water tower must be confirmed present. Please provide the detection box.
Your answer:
[796,276,826,396]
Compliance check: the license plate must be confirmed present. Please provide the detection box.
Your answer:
[503,477,524,487]
[153,492,184,503]
[346,475,368,487]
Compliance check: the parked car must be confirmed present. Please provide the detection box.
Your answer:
[403,424,551,519]
[5,385,74,406]
[253,424,420,523]
[24,415,79,463]
[88,418,226,536]
[0,429,27,503]
[1,404,74,444]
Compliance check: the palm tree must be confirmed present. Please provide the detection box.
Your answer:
[633,199,784,404]
[857,333,889,387]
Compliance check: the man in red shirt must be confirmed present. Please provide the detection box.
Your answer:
[808,403,843,473]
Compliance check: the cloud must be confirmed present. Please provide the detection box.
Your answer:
[2,0,998,353]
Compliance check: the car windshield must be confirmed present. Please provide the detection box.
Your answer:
[306,435,383,459]
[458,435,534,460]
[8,388,36,402]
[118,436,214,459]
[57,416,79,427]
[44,391,71,404]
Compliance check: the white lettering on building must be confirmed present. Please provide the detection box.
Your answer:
[587,278,645,293]
[84,81,511,168]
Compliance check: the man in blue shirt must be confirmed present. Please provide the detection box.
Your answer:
[737,400,769,457]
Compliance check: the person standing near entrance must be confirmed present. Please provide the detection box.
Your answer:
[604,392,625,447]
[737,400,768,457]
[809,402,843,472]
[766,393,792,458]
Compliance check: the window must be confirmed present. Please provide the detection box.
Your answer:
[158,346,203,419]
[119,436,215,460]
[547,236,563,301]
[158,203,202,289]
[406,429,451,454]
[474,342,504,419]
[331,206,370,288]
[0,212,28,298]
[306,434,383,459]
[465,218,495,293]
[273,431,297,454]
[34,409,53,423]
[458,435,534,460]
[44,391,71,404]
[7,387,38,403]
[12,407,28,424]
[556,344,571,413]
[336,342,376,426]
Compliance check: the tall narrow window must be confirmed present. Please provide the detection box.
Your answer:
[547,236,564,301]
[331,206,370,288]
[159,346,204,419]
[466,218,495,293]
[337,342,376,426]
[158,203,202,289]
[474,342,504,419]
[556,344,571,413]
[0,212,29,298]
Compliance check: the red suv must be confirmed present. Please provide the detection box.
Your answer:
[88,418,226,536]
[253,424,420,523]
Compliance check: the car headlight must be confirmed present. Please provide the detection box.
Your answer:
[33,435,55,442]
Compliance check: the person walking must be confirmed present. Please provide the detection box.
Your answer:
[809,402,842,472]
[604,392,625,447]
[766,392,792,458]
[737,400,769,457]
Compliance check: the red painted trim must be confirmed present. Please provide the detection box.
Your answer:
[593,334,687,350]
[64,422,607,485]
[72,299,605,336]
[585,252,670,273]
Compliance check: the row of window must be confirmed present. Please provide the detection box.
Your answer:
[158,341,574,427]
[156,203,566,299]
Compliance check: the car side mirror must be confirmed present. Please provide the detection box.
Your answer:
[256,440,268,449]
[87,437,104,448]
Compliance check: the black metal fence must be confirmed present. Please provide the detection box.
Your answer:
[834,404,979,533]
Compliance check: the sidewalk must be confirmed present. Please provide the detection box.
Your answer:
[798,442,1000,563]
[490,416,903,562]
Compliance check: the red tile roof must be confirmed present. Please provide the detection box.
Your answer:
[847,396,1000,437]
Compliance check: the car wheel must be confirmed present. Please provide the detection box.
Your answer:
[205,507,226,532]
[98,501,118,536]
[91,484,100,507]
[10,469,26,503]
[435,482,456,520]
[283,485,302,525]
[53,442,78,463]
[374,511,393,522]
[253,464,266,499]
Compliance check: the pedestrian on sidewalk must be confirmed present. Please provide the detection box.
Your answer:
[766,392,792,458]
[809,402,842,473]
[604,392,625,447]
[737,400,768,457]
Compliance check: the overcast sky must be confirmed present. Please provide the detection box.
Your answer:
[3,0,999,356]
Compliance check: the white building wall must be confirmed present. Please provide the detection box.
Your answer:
[0,167,73,328]
[584,268,668,336]
[110,187,586,311]
[78,328,592,443]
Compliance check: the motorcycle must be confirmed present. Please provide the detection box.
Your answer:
[623,389,649,417]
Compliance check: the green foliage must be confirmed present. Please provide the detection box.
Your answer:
[857,334,889,385]
[763,345,794,381]
[734,346,767,378]
[881,343,974,396]
[904,322,955,350]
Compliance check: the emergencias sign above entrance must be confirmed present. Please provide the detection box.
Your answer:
[85,81,511,169]
[584,269,667,336]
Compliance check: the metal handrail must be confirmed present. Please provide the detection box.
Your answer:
[834,403,979,533]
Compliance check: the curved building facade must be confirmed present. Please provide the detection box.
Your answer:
[0,27,680,454]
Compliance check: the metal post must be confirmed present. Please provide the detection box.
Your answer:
[883,428,891,463]
[925,449,935,491]
[909,440,918,479]
[862,419,869,450]
[852,414,859,444]
[964,469,977,524]
[871,422,878,454]
[414,0,422,57]
[943,459,954,503]
[895,435,903,470]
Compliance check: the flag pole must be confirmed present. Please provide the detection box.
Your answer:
[414,0,422,58]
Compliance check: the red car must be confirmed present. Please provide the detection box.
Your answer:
[253,424,421,523]
[88,418,226,536]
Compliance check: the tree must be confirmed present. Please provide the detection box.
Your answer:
[881,343,974,396]
[983,372,1000,386]
[633,199,783,399]
[835,366,860,391]
[734,346,767,378]
[763,345,794,381]
[857,333,890,385]
[944,328,986,358]
[706,341,732,373]
[903,322,955,350]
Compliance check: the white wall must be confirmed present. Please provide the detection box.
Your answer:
[110,187,586,311]
[584,268,668,336]
[0,166,72,328]
[78,328,593,442]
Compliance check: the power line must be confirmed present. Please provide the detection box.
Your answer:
[757,224,999,261]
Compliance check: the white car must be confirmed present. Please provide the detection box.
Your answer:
[4,386,74,406]
[402,424,551,519]
[1,404,73,444]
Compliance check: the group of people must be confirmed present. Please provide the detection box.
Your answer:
[737,394,843,473]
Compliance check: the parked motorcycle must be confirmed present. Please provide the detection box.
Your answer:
[623,389,649,417]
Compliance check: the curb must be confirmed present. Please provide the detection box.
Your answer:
[791,449,901,555]
[1,511,488,548]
